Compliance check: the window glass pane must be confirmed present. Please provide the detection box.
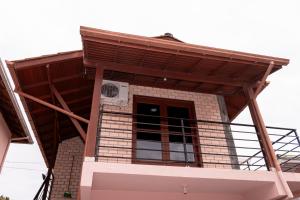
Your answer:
[137,140,162,160]
[136,103,162,160]
[136,103,161,130]
[167,106,195,162]
[170,143,194,162]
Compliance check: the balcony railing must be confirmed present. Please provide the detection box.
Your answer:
[95,110,300,172]
[33,169,54,200]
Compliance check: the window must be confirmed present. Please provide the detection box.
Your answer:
[133,96,201,166]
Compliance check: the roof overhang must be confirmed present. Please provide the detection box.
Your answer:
[0,59,33,144]
[5,26,289,165]
[6,51,89,166]
[81,26,289,66]
[80,26,289,120]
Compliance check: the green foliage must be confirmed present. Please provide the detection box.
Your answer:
[0,195,9,200]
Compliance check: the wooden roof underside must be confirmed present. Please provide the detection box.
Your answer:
[7,27,289,165]
[81,26,289,120]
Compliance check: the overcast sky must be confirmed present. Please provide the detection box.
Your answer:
[0,0,300,199]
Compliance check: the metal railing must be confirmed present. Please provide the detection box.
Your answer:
[33,169,54,200]
[95,110,300,171]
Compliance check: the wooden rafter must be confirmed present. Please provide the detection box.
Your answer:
[23,74,82,90]
[37,85,93,102]
[50,85,86,141]
[31,100,91,116]
[213,84,224,93]
[207,61,228,76]
[174,59,204,86]
[12,51,82,70]
[160,54,177,70]
[138,49,148,66]
[229,64,251,79]
[254,61,274,98]
[15,90,89,124]
[191,83,203,91]
[46,64,59,161]
[84,59,243,87]
[185,58,204,73]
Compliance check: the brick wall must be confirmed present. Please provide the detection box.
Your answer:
[98,85,233,169]
[51,137,84,200]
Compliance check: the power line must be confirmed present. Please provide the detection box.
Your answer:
[3,166,46,172]
[5,161,45,165]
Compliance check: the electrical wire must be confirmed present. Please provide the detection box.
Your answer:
[3,166,46,172]
[5,161,45,165]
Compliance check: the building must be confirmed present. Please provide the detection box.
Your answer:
[0,60,32,173]
[1,26,300,199]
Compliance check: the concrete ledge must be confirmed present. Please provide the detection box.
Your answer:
[79,161,295,200]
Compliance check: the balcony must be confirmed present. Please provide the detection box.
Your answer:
[94,111,300,171]
[80,110,300,200]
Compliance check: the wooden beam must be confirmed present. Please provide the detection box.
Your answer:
[31,99,91,116]
[51,114,59,168]
[174,58,204,86]
[185,58,204,73]
[207,61,228,76]
[46,64,60,161]
[50,85,86,141]
[191,83,204,91]
[245,87,274,170]
[11,136,29,142]
[23,74,82,90]
[37,85,93,102]
[254,61,274,98]
[160,54,177,70]
[245,88,293,199]
[12,51,83,70]
[84,59,243,87]
[138,49,147,66]
[16,90,89,124]
[84,66,104,157]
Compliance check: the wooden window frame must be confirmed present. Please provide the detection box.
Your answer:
[132,95,203,167]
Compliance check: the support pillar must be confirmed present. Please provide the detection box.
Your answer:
[84,67,104,157]
[245,87,293,198]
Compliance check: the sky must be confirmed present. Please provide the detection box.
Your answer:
[0,0,300,199]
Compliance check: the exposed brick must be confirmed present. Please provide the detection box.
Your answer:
[50,137,84,200]
[97,85,233,168]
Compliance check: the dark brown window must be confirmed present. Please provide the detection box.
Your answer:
[132,96,202,166]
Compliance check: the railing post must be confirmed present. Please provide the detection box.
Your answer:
[246,160,251,171]
[181,119,188,165]
[256,129,271,171]
[294,130,300,146]
[95,105,104,161]
[33,168,52,200]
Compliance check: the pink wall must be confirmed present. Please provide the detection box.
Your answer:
[91,190,244,200]
[0,113,11,173]
[80,162,289,200]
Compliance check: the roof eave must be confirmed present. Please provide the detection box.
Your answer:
[0,59,33,144]
[80,26,289,67]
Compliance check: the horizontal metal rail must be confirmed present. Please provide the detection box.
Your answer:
[95,111,299,172]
